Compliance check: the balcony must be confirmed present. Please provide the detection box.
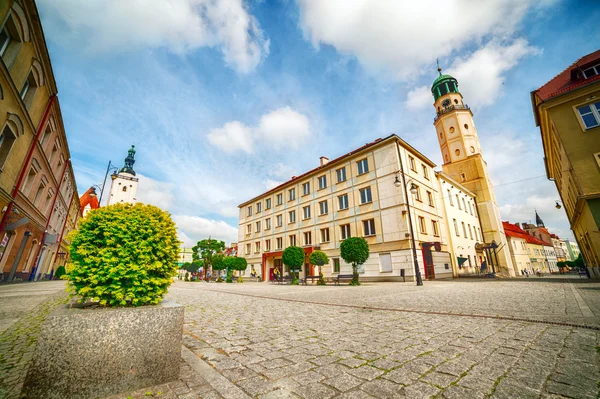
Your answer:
[434,104,470,122]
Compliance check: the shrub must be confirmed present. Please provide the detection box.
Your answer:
[55,265,66,280]
[283,246,304,284]
[67,203,179,307]
[340,237,369,286]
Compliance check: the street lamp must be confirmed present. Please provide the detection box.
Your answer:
[555,200,562,210]
[394,173,423,286]
[99,161,119,206]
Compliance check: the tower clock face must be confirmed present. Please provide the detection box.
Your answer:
[442,99,451,107]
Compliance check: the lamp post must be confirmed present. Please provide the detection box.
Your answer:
[99,161,119,206]
[394,173,423,286]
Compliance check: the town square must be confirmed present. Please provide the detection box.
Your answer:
[0,0,599,398]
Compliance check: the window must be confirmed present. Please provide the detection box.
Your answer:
[448,190,453,206]
[577,102,600,129]
[302,182,310,196]
[277,193,283,205]
[456,195,461,210]
[255,241,260,253]
[409,156,416,171]
[357,159,369,175]
[289,234,296,246]
[336,167,346,183]
[0,125,17,168]
[359,187,372,204]
[478,227,483,241]
[453,218,459,236]
[247,206,252,217]
[363,219,376,236]
[427,191,434,207]
[319,200,328,215]
[432,220,439,236]
[49,141,59,165]
[304,232,312,246]
[338,194,349,210]
[44,189,53,214]
[333,258,340,273]
[40,126,51,147]
[0,26,10,57]
[380,253,392,272]
[320,228,330,243]
[414,185,421,202]
[276,214,283,227]
[20,71,38,109]
[0,15,22,66]
[265,218,271,230]
[583,64,600,79]
[289,188,296,201]
[23,159,39,196]
[246,243,251,254]
[462,222,467,238]
[256,221,261,232]
[246,224,251,234]
[303,205,311,219]
[468,224,473,240]
[422,164,429,179]
[256,202,261,213]
[340,224,351,240]
[265,239,271,252]
[276,237,282,249]
[468,201,473,215]
[57,154,64,169]
[34,179,46,206]
[289,210,296,223]
[122,186,127,192]
[266,198,271,210]
[418,216,426,234]
[462,198,467,213]
[318,175,327,189]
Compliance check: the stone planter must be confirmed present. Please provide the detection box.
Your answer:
[22,300,184,399]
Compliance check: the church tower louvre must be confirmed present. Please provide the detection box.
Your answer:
[431,67,515,276]
[107,146,139,206]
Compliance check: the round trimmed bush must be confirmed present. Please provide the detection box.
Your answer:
[55,265,66,279]
[68,203,179,307]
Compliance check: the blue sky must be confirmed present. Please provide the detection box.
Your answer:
[37,0,600,246]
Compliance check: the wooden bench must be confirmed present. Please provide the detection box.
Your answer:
[335,274,354,285]
[275,275,293,284]
[302,275,321,285]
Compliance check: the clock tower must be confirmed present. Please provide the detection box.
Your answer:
[431,67,515,276]
[107,146,139,206]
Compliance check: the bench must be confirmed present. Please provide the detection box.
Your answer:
[335,274,354,285]
[275,275,293,284]
[579,269,588,278]
[302,275,321,285]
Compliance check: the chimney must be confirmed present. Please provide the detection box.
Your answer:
[514,222,521,229]
[320,156,329,166]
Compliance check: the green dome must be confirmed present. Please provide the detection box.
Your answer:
[431,72,459,101]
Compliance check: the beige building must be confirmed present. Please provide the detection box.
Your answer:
[238,135,454,282]
[432,68,514,276]
[435,171,486,276]
[503,222,532,275]
[531,49,600,278]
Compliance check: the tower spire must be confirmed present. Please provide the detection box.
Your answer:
[436,58,442,75]
[118,145,136,176]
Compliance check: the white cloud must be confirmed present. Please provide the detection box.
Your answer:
[38,0,269,73]
[447,39,540,108]
[207,107,311,153]
[264,179,283,190]
[404,85,431,110]
[135,174,175,210]
[297,0,540,79]
[172,214,239,247]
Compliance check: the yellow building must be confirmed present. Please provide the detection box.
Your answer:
[531,49,600,279]
[431,68,514,276]
[238,135,454,282]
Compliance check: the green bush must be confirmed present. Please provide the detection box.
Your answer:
[67,203,179,307]
[340,237,369,286]
[55,265,66,279]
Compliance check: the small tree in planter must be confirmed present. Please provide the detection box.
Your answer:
[212,254,226,282]
[233,257,248,282]
[68,203,179,306]
[340,237,369,286]
[283,246,304,285]
[309,251,329,285]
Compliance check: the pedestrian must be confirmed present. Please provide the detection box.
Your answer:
[536,268,541,277]
[524,269,529,278]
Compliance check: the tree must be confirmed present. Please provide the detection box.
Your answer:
[340,237,369,286]
[309,251,329,285]
[232,257,248,282]
[68,203,179,306]
[192,238,225,281]
[212,254,227,282]
[282,246,304,284]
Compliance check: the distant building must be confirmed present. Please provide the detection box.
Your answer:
[503,221,555,274]
[531,49,600,278]
[177,247,193,266]
[503,222,532,275]
[550,234,568,263]
[565,239,581,262]
[107,146,138,206]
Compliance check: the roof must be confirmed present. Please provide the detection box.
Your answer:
[533,49,600,102]
[502,222,552,247]
[431,74,456,90]
[238,134,436,207]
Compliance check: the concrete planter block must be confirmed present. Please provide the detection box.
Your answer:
[22,300,184,399]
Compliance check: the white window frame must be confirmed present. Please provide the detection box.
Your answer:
[266,198,271,209]
[319,200,328,215]
[338,194,349,210]
[277,193,283,205]
[320,228,330,243]
[303,205,311,219]
[276,214,282,227]
[318,175,327,190]
[357,158,369,175]
[576,101,600,130]
[359,187,372,204]
[363,219,376,236]
[304,232,311,246]
[302,182,310,196]
[340,224,351,240]
[289,210,296,223]
[336,167,346,183]
[289,188,296,201]
[256,221,261,232]
[256,202,261,213]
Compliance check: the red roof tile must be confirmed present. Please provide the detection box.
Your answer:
[534,49,600,102]
[502,222,551,247]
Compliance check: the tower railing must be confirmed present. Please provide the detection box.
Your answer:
[434,104,470,122]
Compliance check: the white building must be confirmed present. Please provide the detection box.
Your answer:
[436,171,485,276]
[107,146,139,206]
[565,239,581,262]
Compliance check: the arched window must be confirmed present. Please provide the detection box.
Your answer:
[0,2,30,67]
[122,186,127,192]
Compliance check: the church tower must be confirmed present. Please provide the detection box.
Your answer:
[431,67,515,276]
[107,146,139,206]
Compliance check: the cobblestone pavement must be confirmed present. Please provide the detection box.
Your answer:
[0,281,69,399]
[165,279,600,399]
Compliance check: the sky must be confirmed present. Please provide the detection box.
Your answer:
[37,0,600,246]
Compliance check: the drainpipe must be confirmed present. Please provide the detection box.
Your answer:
[30,159,70,281]
[0,95,56,233]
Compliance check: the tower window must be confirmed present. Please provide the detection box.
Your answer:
[464,124,469,130]
[122,186,127,192]
[454,99,459,104]
[449,127,455,134]
[439,132,443,139]
[455,149,461,156]
[470,146,475,153]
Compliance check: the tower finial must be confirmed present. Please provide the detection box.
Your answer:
[436,58,442,75]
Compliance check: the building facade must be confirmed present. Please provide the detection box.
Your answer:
[0,0,79,282]
[431,68,514,276]
[550,234,568,263]
[565,239,581,262]
[435,171,485,276]
[107,146,138,206]
[503,222,532,275]
[531,49,600,278]
[238,135,454,282]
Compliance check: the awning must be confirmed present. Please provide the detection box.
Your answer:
[457,257,468,266]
